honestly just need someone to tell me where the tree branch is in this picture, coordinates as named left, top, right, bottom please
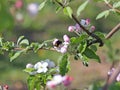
left=105, top=23, right=120, bottom=39
left=104, top=0, right=120, bottom=14
left=55, top=0, right=104, bottom=47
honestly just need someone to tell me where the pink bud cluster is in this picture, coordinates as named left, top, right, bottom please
left=68, top=19, right=95, bottom=33
left=46, top=75, right=73, bottom=89
left=0, top=85, right=9, bottom=90
left=108, top=68, right=120, bottom=82
left=53, top=35, right=70, bottom=54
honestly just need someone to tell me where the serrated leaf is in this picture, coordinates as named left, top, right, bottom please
left=19, top=39, right=29, bottom=45
left=38, top=1, right=46, bottom=11
left=83, top=48, right=101, bottom=63
left=17, top=36, right=24, bottom=46
left=77, top=0, right=89, bottom=17
left=113, top=1, right=120, bottom=8
left=59, top=54, right=69, bottom=76
left=63, top=6, right=73, bottom=18
left=96, top=10, right=110, bottom=20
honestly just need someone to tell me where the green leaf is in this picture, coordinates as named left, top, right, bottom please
left=82, top=55, right=89, bottom=67
left=83, top=48, right=101, bottom=63
left=90, top=45, right=97, bottom=52
left=78, top=41, right=87, bottom=54
left=38, top=0, right=46, bottom=11
left=10, top=51, right=23, bottom=62
left=17, top=36, right=24, bottom=46
left=23, top=68, right=35, bottom=73
left=77, top=0, right=89, bottom=17
left=59, top=54, right=69, bottom=76
left=95, top=32, right=105, bottom=39
left=96, top=10, right=110, bottom=20
left=113, top=1, right=120, bottom=8
left=63, top=6, right=73, bottom=18
left=70, top=34, right=88, bottom=44
left=109, top=82, right=120, bottom=90
left=27, top=76, right=36, bottom=90
left=56, top=6, right=62, bottom=13
left=19, top=39, right=29, bottom=46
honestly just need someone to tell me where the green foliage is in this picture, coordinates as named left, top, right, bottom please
left=96, top=10, right=110, bottom=20
left=113, top=1, right=120, bottom=8
left=109, top=82, right=120, bottom=90
left=38, top=0, right=47, bottom=11
left=0, top=0, right=14, bottom=31
left=77, top=0, right=89, bottom=17
left=63, top=6, right=73, bottom=18
left=83, top=47, right=100, bottom=63
left=59, top=54, right=69, bottom=76
left=70, top=33, right=101, bottom=65
left=0, top=0, right=120, bottom=90
left=10, top=50, right=23, bottom=62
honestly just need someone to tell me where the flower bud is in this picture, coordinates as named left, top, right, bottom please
left=63, top=35, right=70, bottom=42
left=26, top=63, right=34, bottom=68
left=85, top=18, right=90, bottom=25
left=80, top=19, right=86, bottom=26
left=90, top=26, right=95, bottom=32
left=68, top=26, right=76, bottom=32
left=60, top=46, right=67, bottom=54
left=75, top=24, right=81, bottom=32
left=46, top=81, right=56, bottom=89
left=116, top=73, right=120, bottom=82
left=62, top=76, right=73, bottom=86
left=15, top=0, right=23, bottom=9
left=3, top=85, right=9, bottom=90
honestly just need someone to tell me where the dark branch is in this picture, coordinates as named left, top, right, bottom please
left=55, top=0, right=104, bottom=47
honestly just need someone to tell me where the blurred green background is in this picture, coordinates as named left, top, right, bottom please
left=0, top=0, right=120, bottom=90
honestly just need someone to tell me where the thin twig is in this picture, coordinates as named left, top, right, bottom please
left=105, top=23, right=120, bottom=39
left=104, top=0, right=120, bottom=13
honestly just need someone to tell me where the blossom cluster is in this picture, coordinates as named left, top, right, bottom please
left=0, top=85, right=8, bottom=90
left=53, top=35, right=70, bottom=54
left=68, top=19, right=95, bottom=33
left=14, top=0, right=40, bottom=22
left=46, top=75, right=73, bottom=89
left=108, top=68, right=120, bottom=82
left=26, top=59, right=56, bottom=75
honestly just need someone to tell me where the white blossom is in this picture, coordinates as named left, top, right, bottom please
left=34, top=62, right=48, bottom=73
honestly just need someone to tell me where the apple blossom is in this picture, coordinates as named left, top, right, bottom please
left=63, top=35, right=70, bottom=42
left=34, top=62, right=48, bottom=73
left=68, top=26, right=76, bottom=32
